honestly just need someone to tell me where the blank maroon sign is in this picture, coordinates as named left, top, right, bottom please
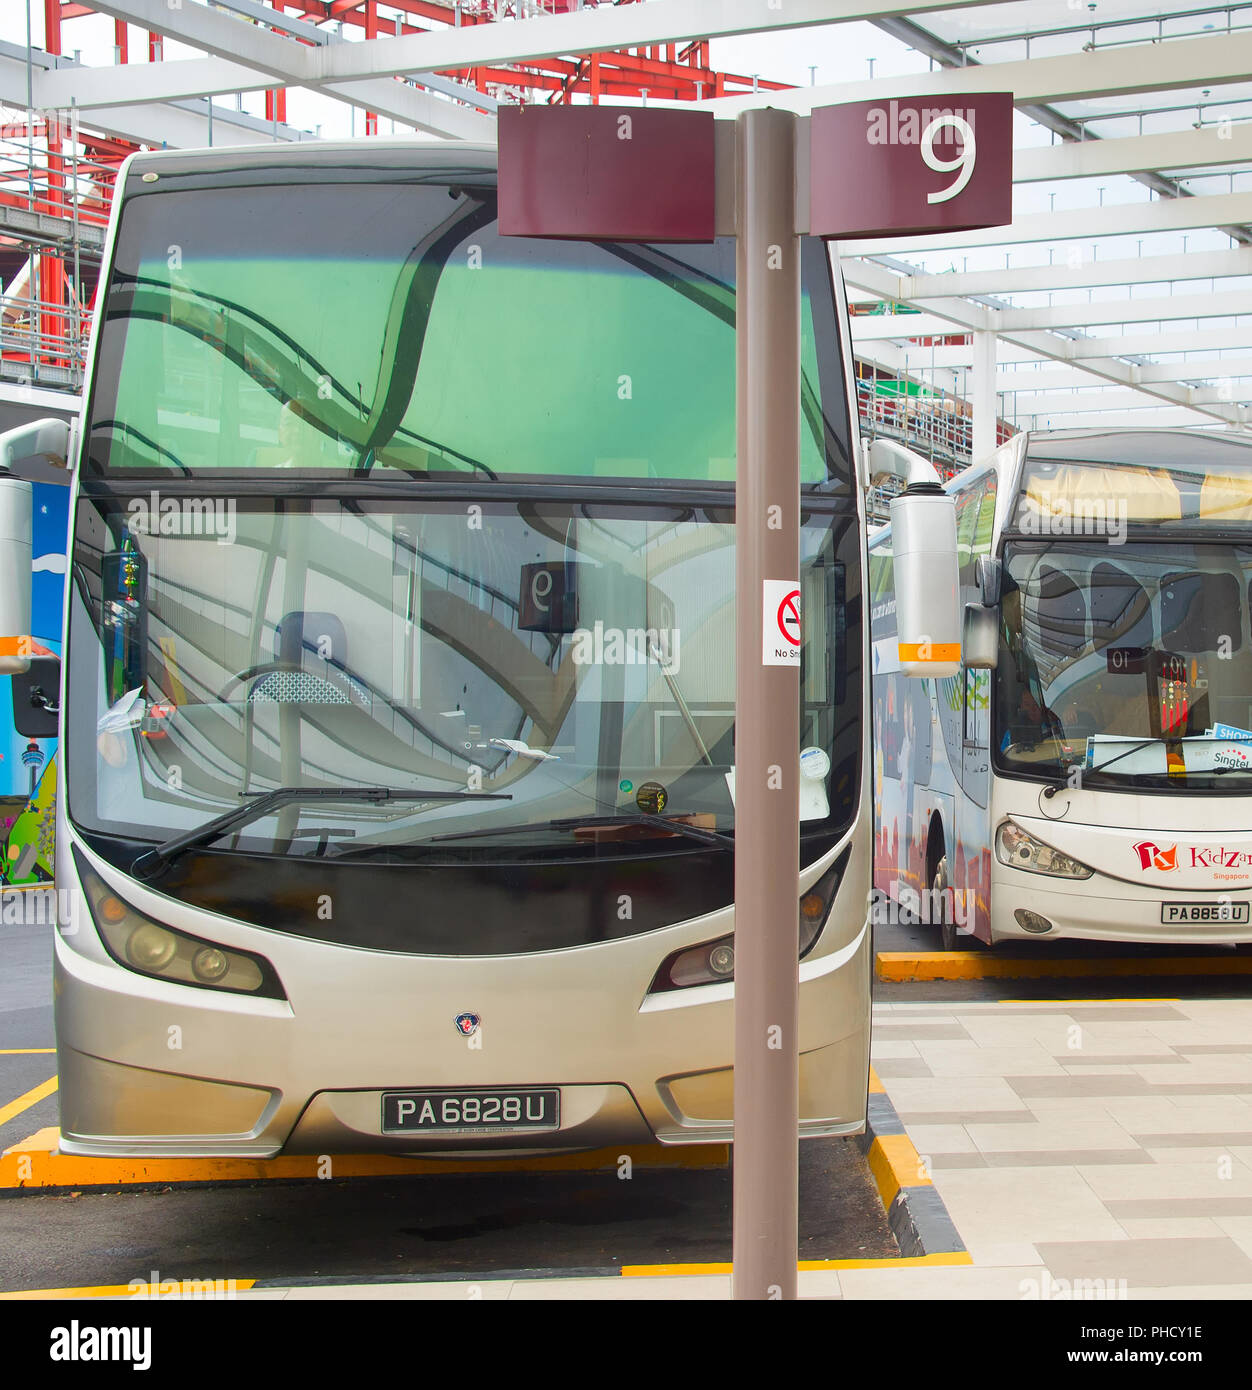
left=498, top=105, right=716, bottom=243
left=809, top=92, right=1013, bottom=239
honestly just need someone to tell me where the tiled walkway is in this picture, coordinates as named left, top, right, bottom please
left=870, top=998, right=1252, bottom=1298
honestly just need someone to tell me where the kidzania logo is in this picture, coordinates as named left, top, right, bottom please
left=1134, top=842, right=1178, bottom=872
left=1134, top=841, right=1252, bottom=872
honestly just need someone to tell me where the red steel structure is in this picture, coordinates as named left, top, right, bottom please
left=17, top=0, right=789, bottom=385
left=20, top=4, right=1001, bottom=472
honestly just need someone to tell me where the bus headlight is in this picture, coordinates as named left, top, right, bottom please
left=74, top=851, right=287, bottom=999
left=649, top=854, right=845, bottom=993
left=995, top=822, right=1094, bottom=880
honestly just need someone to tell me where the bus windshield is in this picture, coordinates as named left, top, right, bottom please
left=67, top=498, right=857, bottom=860
left=996, top=542, right=1252, bottom=790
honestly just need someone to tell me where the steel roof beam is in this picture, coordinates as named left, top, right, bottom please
left=901, top=247, right=1252, bottom=299
left=703, top=28, right=1252, bottom=118
left=0, top=42, right=309, bottom=146
left=998, top=289, right=1252, bottom=332
left=995, top=360, right=1252, bottom=390
left=1009, top=386, right=1243, bottom=414
left=841, top=191, right=1252, bottom=256
left=1014, top=124, right=1252, bottom=184
left=36, top=52, right=494, bottom=137
left=80, top=0, right=1013, bottom=84
left=854, top=327, right=1252, bottom=365
left=1017, top=407, right=1226, bottom=428
left=840, top=259, right=1245, bottom=424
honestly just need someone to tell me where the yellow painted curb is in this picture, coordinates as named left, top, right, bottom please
left=0, top=1279, right=257, bottom=1300
left=0, top=1128, right=728, bottom=1189
left=877, top=951, right=1252, bottom=982
left=865, top=1132, right=929, bottom=1210
left=621, top=1253, right=973, bottom=1277
left=867, top=1066, right=886, bottom=1094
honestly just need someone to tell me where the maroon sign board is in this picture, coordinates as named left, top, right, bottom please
left=497, top=105, right=716, bottom=242
left=808, top=92, right=1013, bottom=239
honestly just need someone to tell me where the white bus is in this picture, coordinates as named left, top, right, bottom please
left=0, top=140, right=905, bottom=1158
left=870, top=427, right=1252, bottom=949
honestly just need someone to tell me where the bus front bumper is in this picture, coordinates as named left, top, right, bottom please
left=52, top=922, right=870, bottom=1159
left=991, top=868, right=1252, bottom=946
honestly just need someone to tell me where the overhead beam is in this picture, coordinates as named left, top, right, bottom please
left=840, top=191, right=1252, bottom=256
left=998, top=289, right=1252, bottom=332
left=1009, top=386, right=1243, bottom=415
left=996, top=361, right=1252, bottom=391
left=703, top=28, right=1252, bottom=116
left=840, top=260, right=1245, bottom=425
left=850, top=325, right=1252, bottom=366
left=1139, top=357, right=1252, bottom=383
left=1016, top=407, right=1225, bottom=429
left=1014, top=123, right=1252, bottom=184
left=82, top=0, right=1010, bottom=84
left=1065, top=326, right=1252, bottom=359
left=0, top=43, right=309, bottom=147
left=898, top=247, right=1252, bottom=299
left=35, top=41, right=494, bottom=141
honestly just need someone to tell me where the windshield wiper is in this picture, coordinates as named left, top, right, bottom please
left=131, top=785, right=512, bottom=879
left=420, top=811, right=735, bottom=851
left=1047, top=735, right=1249, bottom=796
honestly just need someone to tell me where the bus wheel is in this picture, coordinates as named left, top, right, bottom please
left=933, top=856, right=958, bottom=952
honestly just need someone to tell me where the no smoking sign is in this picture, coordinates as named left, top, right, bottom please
left=762, top=579, right=801, bottom=667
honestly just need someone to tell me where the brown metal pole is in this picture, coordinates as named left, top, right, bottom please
left=732, top=106, right=801, bottom=1301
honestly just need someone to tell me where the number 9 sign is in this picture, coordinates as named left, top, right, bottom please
left=922, top=114, right=976, bottom=205
left=808, top=92, right=1012, bottom=240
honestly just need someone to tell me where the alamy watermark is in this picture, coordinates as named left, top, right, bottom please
left=127, top=492, right=236, bottom=546
left=869, top=884, right=974, bottom=932
left=865, top=100, right=976, bottom=146
left=1020, top=497, right=1128, bottom=545
left=569, top=621, right=681, bottom=673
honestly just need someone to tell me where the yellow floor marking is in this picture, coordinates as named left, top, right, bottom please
left=0, top=1129, right=727, bottom=1188
left=0, top=1077, right=57, bottom=1129
left=878, top=950, right=1252, bottom=982
left=998, top=998, right=1181, bottom=1005
left=0, top=1278, right=256, bottom=1300
left=621, top=1253, right=973, bottom=1276
left=0, top=1049, right=55, bottom=1055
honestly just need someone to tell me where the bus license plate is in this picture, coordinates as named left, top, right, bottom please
left=381, top=1089, right=560, bottom=1133
left=1161, top=902, right=1250, bottom=924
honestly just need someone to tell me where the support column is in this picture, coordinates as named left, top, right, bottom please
left=971, top=329, right=997, bottom=463
left=732, top=106, right=801, bottom=1302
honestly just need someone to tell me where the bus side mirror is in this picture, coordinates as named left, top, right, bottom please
left=12, top=655, right=60, bottom=739
left=884, top=445, right=961, bottom=680
left=977, top=556, right=1002, bottom=607
left=0, top=417, right=71, bottom=476
left=963, top=603, right=999, bottom=671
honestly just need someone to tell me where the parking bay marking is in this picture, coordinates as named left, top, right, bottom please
left=0, top=1076, right=57, bottom=1128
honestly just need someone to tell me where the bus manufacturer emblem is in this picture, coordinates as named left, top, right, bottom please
left=455, top=1012, right=481, bottom=1037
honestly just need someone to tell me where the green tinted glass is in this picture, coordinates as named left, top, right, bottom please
left=88, top=183, right=846, bottom=484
